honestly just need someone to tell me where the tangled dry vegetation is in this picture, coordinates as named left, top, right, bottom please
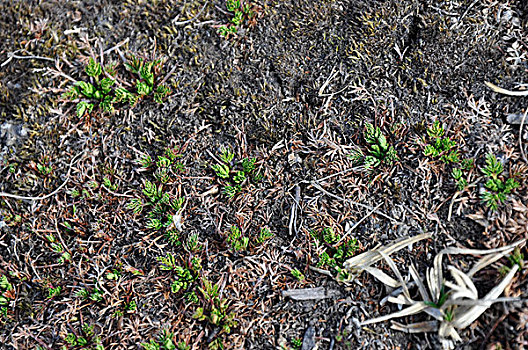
left=1, top=1, right=528, bottom=350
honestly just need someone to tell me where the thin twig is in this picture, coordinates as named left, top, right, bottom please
left=519, top=108, right=528, bottom=163
left=310, top=182, right=403, bottom=224
left=159, top=64, right=178, bottom=86
left=0, top=151, right=85, bottom=201
left=485, top=81, right=528, bottom=96
left=337, top=203, right=382, bottom=245
left=172, top=2, right=209, bottom=25
left=1, top=50, right=55, bottom=67
left=103, top=38, right=130, bottom=55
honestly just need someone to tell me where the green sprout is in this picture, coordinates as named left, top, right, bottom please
left=212, top=149, right=261, bottom=199
left=423, top=121, right=460, bottom=164
left=451, top=168, right=468, bottom=191
left=291, top=338, right=302, bottom=349
left=168, top=257, right=202, bottom=304
left=218, top=0, right=255, bottom=37
left=47, top=285, right=61, bottom=299
left=212, top=163, right=230, bottom=179
left=63, top=324, right=105, bottom=350
left=451, top=158, right=474, bottom=191
left=311, top=227, right=359, bottom=273
left=480, top=154, right=519, bottom=210
left=424, top=285, right=449, bottom=309
left=62, top=55, right=171, bottom=119
left=157, top=253, right=177, bottom=271
left=291, top=268, right=305, bottom=282
left=349, top=122, right=397, bottom=169
left=0, top=275, right=14, bottom=319
left=128, top=149, right=185, bottom=244
left=227, top=225, right=249, bottom=252
left=141, top=329, right=177, bottom=350
left=257, top=227, right=273, bottom=244
left=193, top=278, right=238, bottom=337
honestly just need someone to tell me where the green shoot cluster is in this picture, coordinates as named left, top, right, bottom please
left=291, top=268, right=305, bottom=282
left=349, top=122, right=397, bottom=169
left=141, top=329, right=189, bottom=350
left=193, top=278, right=237, bottom=350
left=63, top=55, right=171, bottom=118
left=63, top=324, right=104, bottom=350
left=0, top=275, right=13, bottom=321
left=451, top=158, right=474, bottom=191
left=227, top=225, right=249, bottom=252
left=45, top=232, right=71, bottom=264
left=423, top=121, right=460, bottom=164
left=211, top=147, right=261, bottom=198
left=128, top=147, right=185, bottom=245
left=157, top=253, right=202, bottom=303
left=75, top=286, right=104, bottom=303
left=480, top=153, right=519, bottom=210
left=291, top=338, right=303, bottom=349
left=312, top=227, right=359, bottom=276
left=226, top=226, right=273, bottom=253
left=218, top=0, right=255, bottom=37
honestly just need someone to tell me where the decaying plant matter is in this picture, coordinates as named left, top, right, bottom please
left=340, top=235, right=526, bottom=349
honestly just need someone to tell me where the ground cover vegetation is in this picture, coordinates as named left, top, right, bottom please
left=1, top=0, right=528, bottom=349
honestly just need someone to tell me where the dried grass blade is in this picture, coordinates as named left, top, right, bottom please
left=447, top=266, right=478, bottom=299
left=363, top=266, right=400, bottom=288
left=485, top=81, right=528, bottom=96
left=379, top=250, right=411, bottom=301
left=344, top=234, right=431, bottom=272
left=391, top=320, right=438, bottom=333
left=452, top=264, right=519, bottom=329
left=410, top=263, right=430, bottom=302
left=360, top=302, right=428, bottom=326
left=467, top=249, right=514, bottom=277
left=388, top=294, right=414, bottom=305
left=440, top=239, right=525, bottom=257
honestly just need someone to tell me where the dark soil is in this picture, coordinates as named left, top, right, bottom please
left=1, top=0, right=528, bottom=349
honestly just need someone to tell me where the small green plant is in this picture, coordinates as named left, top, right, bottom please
left=500, top=247, right=524, bottom=275
left=311, top=227, right=359, bottom=274
left=141, top=329, right=177, bottom=350
left=291, top=268, right=305, bottom=282
left=62, top=55, right=171, bottom=118
left=169, top=256, right=202, bottom=304
left=75, top=286, right=104, bottom=303
left=47, top=233, right=72, bottom=264
left=37, top=162, right=53, bottom=176
left=227, top=225, right=249, bottom=252
left=128, top=148, right=185, bottom=245
left=218, top=0, right=255, bottom=37
left=291, top=338, right=302, bottom=349
left=193, top=278, right=237, bottom=340
left=423, top=121, right=460, bottom=163
left=106, top=269, right=121, bottom=281
left=0, top=275, right=14, bottom=320
left=451, top=158, right=474, bottom=191
left=211, top=148, right=261, bottom=199
left=62, top=324, right=104, bottom=350
left=480, top=154, right=519, bottom=210
left=47, top=285, right=61, bottom=299
left=184, top=233, right=202, bottom=253
left=349, top=122, right=397, bottom=169
left=424, top=284, right=449, bottom=309
left=157, top=253, right=178, bottom=271
left=257, top=227, right=273, bottom=244
left=125, top=55, right=172, bottom=104
left=102, top=176, right=118, bottom=191
left=451, top=168, right=467, bottom=191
